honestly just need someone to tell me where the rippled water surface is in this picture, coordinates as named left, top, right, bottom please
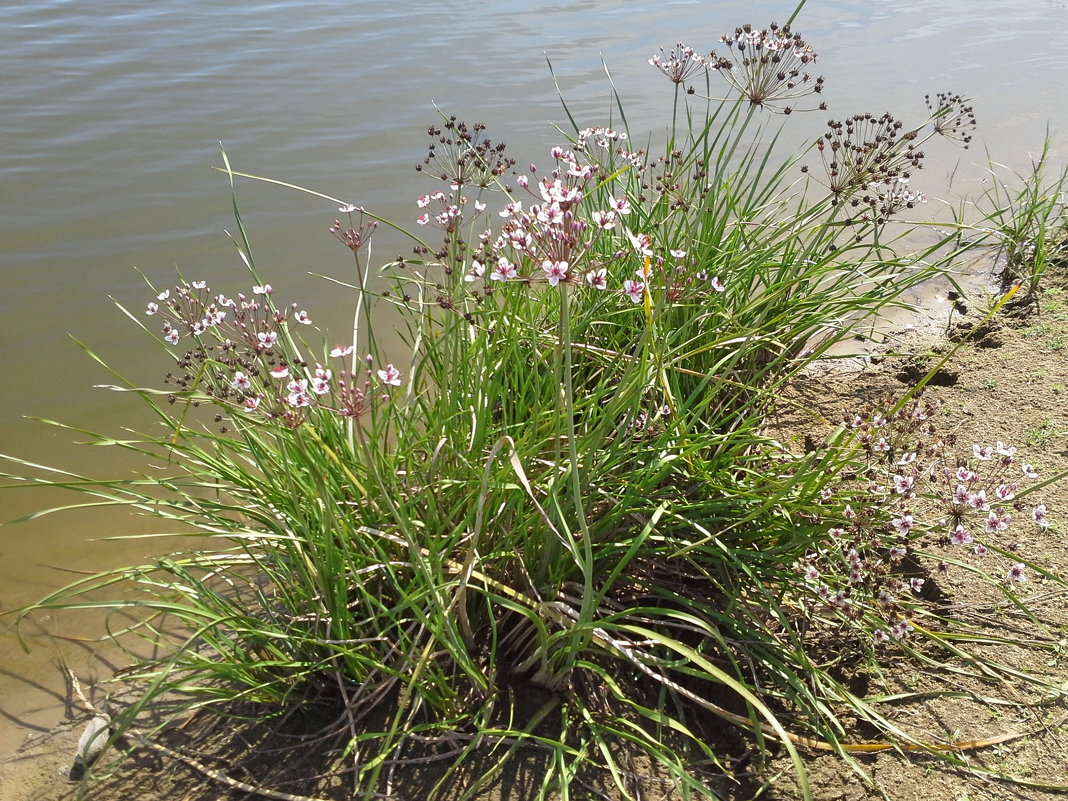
left=2, top=0, right=1067, bottom=751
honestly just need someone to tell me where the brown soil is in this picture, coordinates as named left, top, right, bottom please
left=4, top=284, right=1068, bottom=801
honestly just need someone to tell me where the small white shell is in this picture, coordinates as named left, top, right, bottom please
left=69, top=714, right=111, bottom=780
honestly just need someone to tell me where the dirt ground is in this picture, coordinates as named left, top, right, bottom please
left=4, top=281, right=1068, bottom=801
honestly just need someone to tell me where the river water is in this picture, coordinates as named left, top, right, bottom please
left=2, top=0, right=1067, bottom=753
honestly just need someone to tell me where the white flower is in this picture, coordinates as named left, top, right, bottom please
left=623, top=279, right=645, bottom=304
left=377, top=364, right=402, bottom=386
left=465, top=260, right=486, bottom=283
left=625, top=229, right=653, bottom=256
left=585, top=267, right=607, bottom=290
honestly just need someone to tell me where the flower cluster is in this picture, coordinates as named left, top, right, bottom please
left=573, top=126, right=645, bottom=170
left=847, top=176, right=928, bottom=223
left=924, top=92, right=976, bottom=148
left=417, top=117, right=515, bottom=188
left=415, top=132, right=729, bottom=309
left=416, top=188, right=487, bottom=233
left=329, top=204, right=378, bottom=253
left=713, top=23, right=825, bottom=113
left=148, top=280, right=401, bottom=428
left=814, top=112, right=924, bottom=200
left=796, top=396, right=1050, bottom=647
left=648, top=43, right=715, bottom=94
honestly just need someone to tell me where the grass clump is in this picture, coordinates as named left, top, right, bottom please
left=5, top=13, right=1068, bottom=801
left=975, top=138, right=1068, bottom=302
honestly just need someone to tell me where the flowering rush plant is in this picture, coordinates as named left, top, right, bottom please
left=13, top=16, right=1068, bottom=799
left=796, top=396, right=1052, bottom=646
left=146, top=279, right=403, bottom=428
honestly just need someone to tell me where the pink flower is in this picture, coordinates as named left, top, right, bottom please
left=874, top=437, right=891, bottom=453
left=972, top=444, right=993, bottom=460
left=330, top=345, right=353, bottom=358
left=626, top=230, right=654, bottom=256
left=994, top=483, right=1015, bottom=501
left=1006, top=563, right=1027, bottom=583
left=157, top=290, right=170, bottom=301
left=270, top=366, right=290, bottom=380
left=490, top=258, right=517, bottom=281
left=623, top=279, right=645, bottom=304
left=257, top=331, right=278, bottom=350
left=892, top=514, right=913, bottom=535
left=311, top=376, right=331, bottom=395
left=710, top=276, right=726, bottom=293
left=949, top=525, right=973, bottom=545
left=377, top=364, right=402, bottom=386
left=252, top=284, right=272, bottom=295
left=984, top=510, right=1010, bottom=534
left=973, top=543, right=989, bottom=556
left=967, top=489, right=989, bottom=511
left=165, top=329, right=180, bottom=345
left=611, top=197, right=632, bottom=215
left=1022, top=463, right=1039, bottom=479
left=146, top=302, right=159, bottom=315
left=568, top=162, right=593, bottom=180
left=190, top=280, right=207, bottom=289
left=891, top=474, right=914, bottom=494
left=465, top=260, right=486, bottom=283
left=542, top=259, right=569, bottom=286
left=585, top=267, right=607, bottom=290
left=231, top=371, right=252, bottom=391
left=294, top=310, right=312, bottom=325
left=591, top=210, right=617, bottom=229
left=1033, top=504, right=1049, bottom=528
left=890, top=619, right=914, bottom=640
left=288, top=391, right=311, bottom=408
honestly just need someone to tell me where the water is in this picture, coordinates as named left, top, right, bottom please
left=2, top=0, right=1067, bottom=753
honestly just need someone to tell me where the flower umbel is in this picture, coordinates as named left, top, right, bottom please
left=648, top=43, right=714, bottom=93
left=713, top=23, right=825, bottom=113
